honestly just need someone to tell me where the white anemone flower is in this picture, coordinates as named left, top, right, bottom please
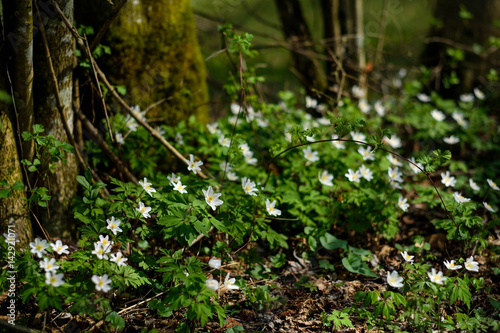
left=45, top=272, right=65, bottom=287
left=173, top=181, right=187, bottom=194
left=205, top=278, right=219, bottom=291
left=106, top=216, right=123, bottom=235
left=387, top=271, right=404, bottom=288
left=440, top=171, right=456, bottom=187
left=203, top=186, right=223, bottom=211
left=30, top=238, right=49, bottom=258
left=465, top=256, right=479, bottom=272
left=224, top=272, right=239, bottom=290
left=483, top=202, right=495, bottom=213
left=50, top=240, right=70, bottom=255
left=398, top=196, right=409, bottom=211
left=443, top=136, right=460, bottom=145
left=40, top=258, right=59, bottom=273
left=92, top=274, right=112, bottom=292
left=110, top=252, right=128, bottom=267
left=208, top=257, right=221, bottom=269
left=265, top=199, right=282, bottom=216
left=318, top=170, right=334, bottom=186
left=428, top=268, right=447, bottom=285
left=303, top=146, right=320, bottom=163
left=139, top=177, right=156, bottom=197
left=444, top=260, right=462, bottom=270
left=358, top=165, right=373, bottom=181
left=453, top=192, right=471, bottom=204
left=345, top=169, right=361, bottom=183
left=401, top=251, right=414, bottom=264
left=184, top=154, right=203, bottom=174
left=137, top=201, right=152, bottom=218
left=487, top=179, right=500, bottom=191
left=430, top=109, right=446, bottom=121
left=242, top=177, right=259, bottom=196
left=469, top=179, right=480, bottom=191
left=358, top=146, right=375, bottom=161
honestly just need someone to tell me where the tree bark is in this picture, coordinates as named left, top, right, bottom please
left=76, top=0, right=210, bottom=126
left=1, top=0, right=34, bottom=247
left=33, top=0, right=78, bottom=238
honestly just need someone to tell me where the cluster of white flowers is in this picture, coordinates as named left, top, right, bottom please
left=388, top=167, right=403, bottom=189
left=29, top=238, right=72, bottom=287
left=205, top=257, right=240, bottom=292
left=388, top=253, right=480, bottom=288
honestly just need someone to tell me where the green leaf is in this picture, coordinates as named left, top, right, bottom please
left=0, top=189, right=12, bottom=198
left=106, top=311, right=126, bottom=330
left=76, top=175, right=91, bottom=190
left=33, top=124, right=45, bottom=135
left=320, top=232, right=347, bottom=250
left=12, top=181, right=24, bottom=191
left=342, top=252, right=377, bottom=278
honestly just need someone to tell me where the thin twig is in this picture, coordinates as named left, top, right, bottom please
left=89, top=0, right=128, bottom=52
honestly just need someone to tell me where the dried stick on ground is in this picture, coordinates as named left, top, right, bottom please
left=51, top=0, right=210, bottom=180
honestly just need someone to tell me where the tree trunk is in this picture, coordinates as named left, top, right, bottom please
left=33, top=0, right=78, bottom=238
left=76, top=0, right=210, bottom=126
left=274, top=0, right=327, bottom=95
left=1, top=0, right=34, bottom=247
left=421, top=0, right=500, bottom=96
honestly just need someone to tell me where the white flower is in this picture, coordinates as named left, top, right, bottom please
left=430, top=109, right=446, bottom=121
left=175, top=132, right=184, bottom=145
left=131, top=105, right=146, bottom=122
left=244, top=153, right=258, bottom=165
left=459, top=93, right=474, bottom=103
left=318, top=170, right=334, bottom=186
left=331, top=134, right=345, bottom=149
left=345, top=169, right=361, bottom=183
left=351, top=85, right=364, bottom=99
left=399, top=68, right=407, bottom=77
left=125, top=116, right=138, bottom=132
left=184, top=154, right=203, bottom=174
left=98, top=235, right=113, bottom=253
left=374, top=100, right=385, bottom=116
left=358, top=165, right=373, bottom=181
left=115, top=132, right=124, bottom=144
left=40, top=258, right=59, bottom=273
left=92, top=243, right=109, bottom=260
left=383, top=135, right=402, bottom=149
left=401, top=251, right=414, bottom=264
left=358, top=99, right=371, bottom=114
left=303, top=146, right=319, bottom=163
left=239, top=143, right=252, bottom=156
left=220, top=161, right=232, bottom=172
left=428, top=268, right=447, bottom=285
left=443, top=136, right=460, bottom=145
left=30, top=238, right=49, bottom=258
left=358, top=146, right=375, bottom=161
left=285, top=129, right=292, bottom=142
left=242, top=177, right=258, bottom=196
left=137, top=201, right=152, bottom=218
left=224, top=272, right=239, bottom=290
left=228, top=115, right=238, bottom=126
left=398, top=196, right=409, bottom=211
left=474, top=88, right=485, bottom=100
left=245, top=106, right=256, bottom=122
left=167, top=173, right=180, bottom=185
left=110, top=252, right=128, bottom=267
left=388, top=167, right=403, bottom=183
left=92, top=274, right=112, bottom=292
left=469, top=179, right=480, bottom=191
left=452, top=111, right=468, bottom=128
left=173, top=181, right=187, bottom=194
left=453, top=192, right=471, bottom=204
left=389, top=179, right=402, bottom=189
left=50, top=240, right=69, bottom=255
left=417, top=93, right=430, bottom=102
left=387, top=154, right=402, bottom=166
left=203, top=186, right=223, bottom=211
left=218, top=134, right=231, bottom=148
left=350, top=131, right=366, bottom=144
left=265, top=199, right=282, bottom=216
left=205, top=278, right=219, bottom=291
left=207, top=122, right=219, bottom=134
left=208, top=257, right=221, bottom=269
left=440, top=171, right=456, bottom=187
left=408, top=157, right=423, bottom=174
left=106, top=216, right=123, bottom=235
left=487, top=179, right=500, bottom=191
left=387, top=271, right=404, bottom=288
left=139, top=177, right=156, bottom=197
left=256, top=116, right=269, bottom=128
left=317, top=117, right=331, bottom=126
left=227, top=171, right=239, bottom=181
left=230, top=102, right=240, bottom=115
left=305, top=96, right=318, bottom=109
left=465, top=256, right=479, bottom=272
left=45, top=272, right=65, bottom=287
left=483, top=202, right=495, bottom=213
left=444, top=260, right=462, bottom=270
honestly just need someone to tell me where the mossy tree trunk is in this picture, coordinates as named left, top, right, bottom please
left=1, top=0, right=34, bottom=247
left=33, top=0, right=78, bottom=239
left=76, top=0, right=210, bottom=126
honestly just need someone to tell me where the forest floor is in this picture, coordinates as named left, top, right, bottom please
left=1, top=211, right=499, bottom=333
